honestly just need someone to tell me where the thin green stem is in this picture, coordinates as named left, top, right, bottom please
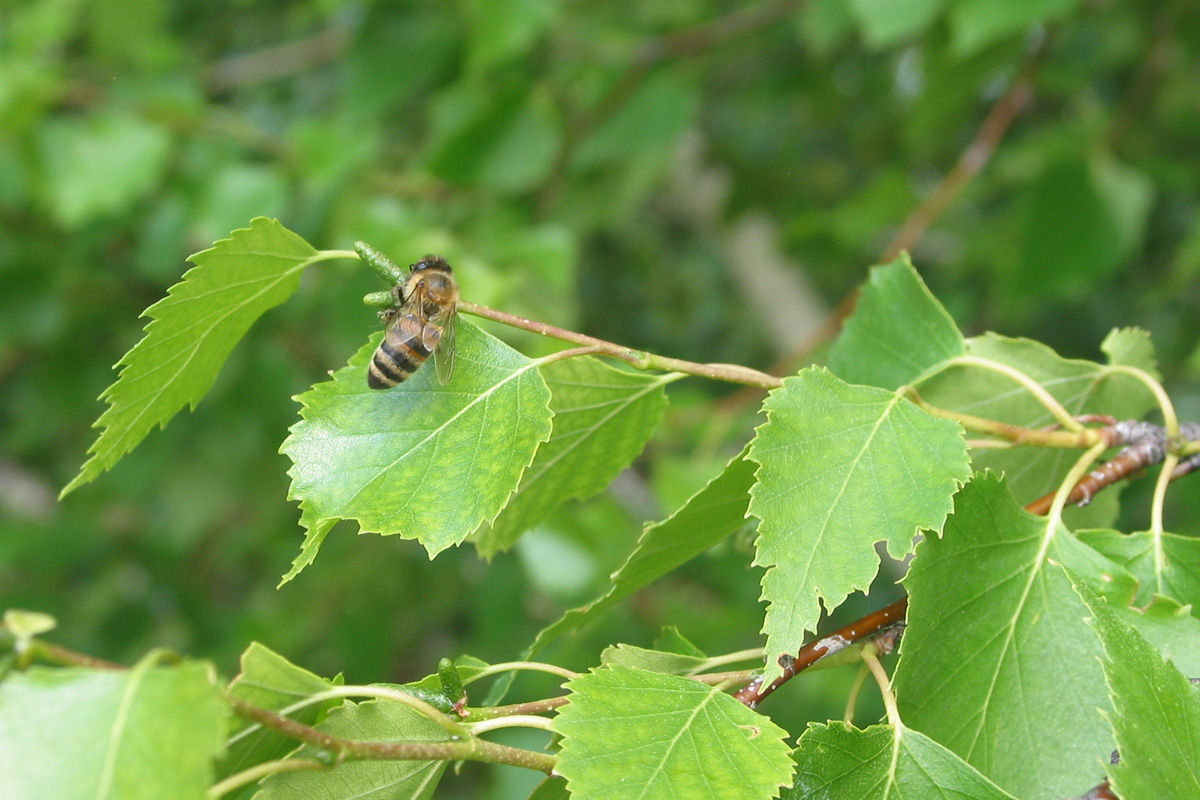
left=467, top=715, right=556, bottom=735
left=1151, top=452, right=1180, bottom=585
left=861, top=645, right=900, bottom=729
left=464, top=696, right=569, bottom=721
left=532, top=346, right=610, bottom=365
left=314, top=249, right=360, bottom=265
left=460, top=661, right=580, bottom=685
left=905, top=388, right=1103, bottom=448
left=843, top=661, right=871, bottom=725
left=1102, top=365, right=1179, bottom=437
left=459, top=300, right=782, bottom=389
left=1048, top=441, right=1110, bottom=528
left=228, top=685, right=467, bottom=748
left=935, top=356, right=1082, bottom=432
left=694, top=648, right=764, bottom=672
left=691, top=669, right=759, bottom=687
left=208, top=757, right=328, bottom=798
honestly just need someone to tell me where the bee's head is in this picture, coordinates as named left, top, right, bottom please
left=408, top=255, right=458, bottom=308
left=411, top=255, right=452, bottom=274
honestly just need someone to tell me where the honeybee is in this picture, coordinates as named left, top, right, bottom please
left=368, top=255, right=458, bottom=388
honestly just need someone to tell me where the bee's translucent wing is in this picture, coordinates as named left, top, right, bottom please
left=433, top=307, right=456, bottom=385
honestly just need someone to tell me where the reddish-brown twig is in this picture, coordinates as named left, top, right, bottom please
left=734, top=597, right=908, bottom=708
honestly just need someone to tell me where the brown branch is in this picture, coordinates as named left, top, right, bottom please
left=879, top=36, right=1046, bottom=262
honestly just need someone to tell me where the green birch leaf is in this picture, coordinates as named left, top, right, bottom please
left=1101, top=327, right=1160, bottom=380
left=786, top=722, right=1017, bottom=800
left=39, top=112, right=173, bottom=227
left=475, top=356, right=672, bottom=556
left=254, top=699, right=448, bottom=800
left=915, top=332, right=1158, bottom=528
left=554, top=665, right=793, bottom=800
left=1076, top=529, right=1200, bottom=612
left=525, top=448, right=756, bottom=656
left=1072, top=576, right=1200, bottom=800
left=828, top=254, right=965, bottom=390
left=64, top=218, right=320, bottom=496
left=599, top=643, right=707, bottom=676
left=218, top=643, right=340, bottom=780
left=527, top=776, right=570, bottom=800
left=1109, top=596, right=1200, bottom=678
left=893, top=474, right=1111, bottom=800
left=749, top=367, right=970, bottom=685
left=848, top=0, right=946, bottom=48
left=950, top=0, right=1077, bottom=56
left=281, top=319, right=552, bottom=563
left=279, top=517, right=336, bottom=587
left=0, top=654, right=226, bottom=800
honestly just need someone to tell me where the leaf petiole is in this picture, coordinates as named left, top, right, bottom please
left=935, top=355, right=1083, bottom=432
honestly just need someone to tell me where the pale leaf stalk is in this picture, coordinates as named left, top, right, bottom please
left=208, top=758, right=328, bottom=798
left=1048, top=441, right=1110, bottom=528
left=466, top=715, right=556, bottom=735
left=860, top=645, right=900, bottom=729
left=694, top=647, right=765, bottom=672
left=464, top=696, right=569, bottom=721
left=936, top=355, right=1083, bottom=432
left=1102, top=365, right=1179, bottom=437
left=904, top=387, right=1103, bottom=449
left=1152, top=452, right=1180, bottom=589
left=226, top=685, right=468, bottom=747
left=460, top=660, right=580, bottom=685
left=691, top=669, right=759, bottom=687
left=843, top=661, right=872, bottom=725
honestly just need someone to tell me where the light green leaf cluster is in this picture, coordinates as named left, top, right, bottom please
left=64, top=218, right=321, bottom=496
left=554, top=665, right=794, bottom=800
left=0, top=654, right=226, bottom=800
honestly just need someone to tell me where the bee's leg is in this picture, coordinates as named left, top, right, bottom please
left=391, top=283, right=406, bottom=305
left=379, top=307, right=398, bottom=323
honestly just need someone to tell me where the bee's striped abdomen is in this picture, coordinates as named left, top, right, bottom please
left=368, top=314, right=434, bottom=389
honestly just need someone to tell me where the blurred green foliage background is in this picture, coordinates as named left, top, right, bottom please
left=3, top=0, right=1200, bottom=795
